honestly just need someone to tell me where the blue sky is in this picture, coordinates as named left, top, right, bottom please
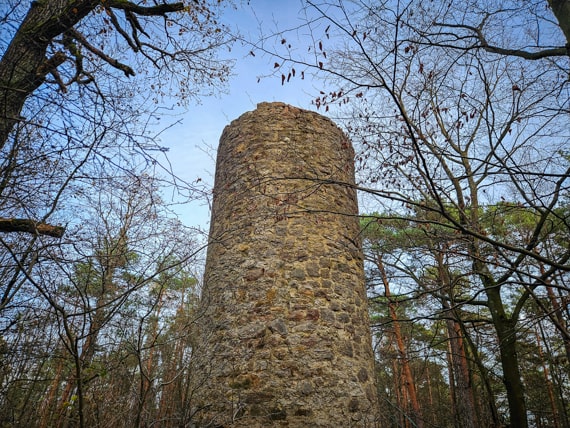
left=158, top=1, right=324, bottom=229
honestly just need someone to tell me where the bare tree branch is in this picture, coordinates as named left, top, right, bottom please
left=107, top=1, right=185, bottom=16
left=434, top=22, right=568, bottom=60
left=68, top=28, right=135, bottom=77
left=0, top=0, right=100, bottom=151
left=0, top=218, right=65, bottom=238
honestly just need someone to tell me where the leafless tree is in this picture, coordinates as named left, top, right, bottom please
left=258, top=1, right=570, bottom=426
left=0, top=2, right=231, bottom=425
left=0, top=0, right=231, bottom=238
left=0, top=170, right=204, bottom=427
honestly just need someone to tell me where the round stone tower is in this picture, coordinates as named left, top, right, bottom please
left=192, top=102, right=378, bottom=426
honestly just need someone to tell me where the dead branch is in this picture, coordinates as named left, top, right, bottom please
left=0, top=218, right=65, bottom=238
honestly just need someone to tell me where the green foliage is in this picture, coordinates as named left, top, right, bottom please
left=361, top=202, right=570, bottom=426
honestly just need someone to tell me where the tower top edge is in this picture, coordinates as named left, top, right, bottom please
left=223, top=101, right=343, bottom=131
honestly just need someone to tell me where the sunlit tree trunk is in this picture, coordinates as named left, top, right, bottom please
left=38, top=355, right=66, bottom=428
left=376, top=254, right=424, bottom=428
left=445, top=319, right=478, bottom=428
left=435, top=251, right=478, bottom=428
left=390, top=355, right=405, bottom=428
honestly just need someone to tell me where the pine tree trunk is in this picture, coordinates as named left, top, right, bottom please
left=436, top=251, right=479, bottom=428
left=376, top=255, right=424, bottom=428
left=445, top=318, right=478, bottom=428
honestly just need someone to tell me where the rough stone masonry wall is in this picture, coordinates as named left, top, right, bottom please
left=191, top=102, right=378, bottom=427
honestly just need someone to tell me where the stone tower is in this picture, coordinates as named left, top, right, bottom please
left=192, top=102, right=378, bottom=426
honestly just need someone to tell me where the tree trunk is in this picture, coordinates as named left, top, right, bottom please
left=445, top=318, right=479, bottom=428
left=39, top=357, right=66, bottom=428
left=376, top=254, right=424, bottom=428
left=435, top=251, right=479, bottom=428
left=0, top=1, right=99, bottom=150
left=548, top=0, right=570, bottom=46
left=485, top=285, right=528, bottom=428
